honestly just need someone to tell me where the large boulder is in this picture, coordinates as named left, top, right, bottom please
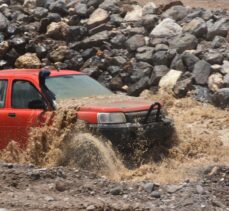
left=46, top=21, right=70, bottom=40
left=212, top=88, right=229, bottom=108
left=70, top=31, right=109, bottom=49
left=159, top=69, right=182, bottom=90
left=125, top=34, right=145, bottom=51
left=15, top=53, right=41, bottom=68
left=183, top=17, right=207, bottom=38
left=181, top=51, right=199, bottom=72
left=127, top=77, right=149, bottom=96
left=149, top=65, right=169, bottom=86
left=207, top=18, right=229, bottom=40
left=211, top=36, right=228, bottom=48
left=135, top=46, right=154, bottom=63
left=162, top=5, right=188, bottom=21
left=87, top=8, right=109, bottom=28
left=169, top=33, right=198, bottom=54
left=152, top=50, right=175, bottom=66
left=0, top=12, right=8, bottom=31
left=151, top=18, right=182, bottom=38
left=124, top=5, right=143, bottom=22
left=193, top=60, right=211, bottom=85
left=208, top=73, right=224, bottom=92
left=204, top=51, right=223, bottom=65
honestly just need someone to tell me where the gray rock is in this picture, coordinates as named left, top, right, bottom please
left=211, top=36, right=228, bottom=49
left=49, top=0, right=68, bottom=16
left=128, top=77, right=149, bottom=96
left=151, top=191, right=161, bottom=198
left=207, top=18, right=229, bottom=40
left=111, top=34, right=126, bottom=48
left=193, top=60, right=211, bottom=85
left=0, top=12, right=8, bottom=31
left=170, top=33, right=198, bottom=54
left=196, top=185, right=204, bottom=194
left=192, top=85, right=212, bottom=103
left=173, top=72, right=193, bottom=98
left=110, top=186, right=123, bottom=195
left=33, top=7, right=48, bottom=20
left=171, top=54, right=186, bottom=72
left=149, top=65, right=169, bottom=85
left=224, top=73, right=229, bottom=87
left=126, top=34, right=145, bottom=51
left=143, top=182, right=155, bottom=193
left=87, top=8, right=109, bottom=28
left=99, top=0, right=119, bottom=12
left=75, top=3, right=88, bottom=17
left=182, top=51, right=199, bottom=72
left=142, top=2, right=157, bottom=15
left=155, top=44, right=169, bottom=51
left=183, top=17, right=207, bottom=38
left=124, top=5, right=143, bottom=22
left=71, top=31, right=109, bottom=49
left=162, top=5, right=187, bottom=21
left=152, top=50, right=175, bottom=66
left=212, top=88, right=229, bottom=108
left=87, top=0, right=103, bottom=8
left=151, top=18, right=182, bottom=38
left=107, top=66, right=122, bottom=76
left=204, top=51, right=223, bottom=65
left=135, top=46, right=154, bottom=63
left=166, top=184, right=184, bottom=193
left=110, top=14, right=123, bottom=26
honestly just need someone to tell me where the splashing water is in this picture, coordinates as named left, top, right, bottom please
left=0, top=93, right=229, bottom=183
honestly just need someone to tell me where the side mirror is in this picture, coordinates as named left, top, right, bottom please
left=28, top=100, right=47, bottom=110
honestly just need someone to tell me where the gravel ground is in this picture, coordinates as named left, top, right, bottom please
left=0, top=163, right=228, bottom=211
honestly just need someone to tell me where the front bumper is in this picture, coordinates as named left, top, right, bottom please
left=89, top=118, right=173, bottom=146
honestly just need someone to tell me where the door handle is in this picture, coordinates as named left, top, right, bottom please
left=8, top=113, right=16, bottom=118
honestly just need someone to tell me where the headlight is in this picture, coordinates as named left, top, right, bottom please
left=97, top=113, right=126, bottom=124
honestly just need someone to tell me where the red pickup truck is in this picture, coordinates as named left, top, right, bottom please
left=0, top=69, right=172, bottom=150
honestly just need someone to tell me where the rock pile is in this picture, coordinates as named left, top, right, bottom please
left=0, top=0, right=228, bottom=107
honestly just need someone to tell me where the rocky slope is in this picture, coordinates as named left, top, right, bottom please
left=0, top=0, right=228, bottom=107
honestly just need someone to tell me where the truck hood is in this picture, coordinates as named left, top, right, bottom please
left=57, top=95, right=160, bottom=112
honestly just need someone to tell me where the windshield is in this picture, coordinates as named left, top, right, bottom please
left=46, top=74, right=112, bottom=100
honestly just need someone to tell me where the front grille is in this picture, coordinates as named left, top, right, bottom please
left=125, top=110, right=158, bottom=124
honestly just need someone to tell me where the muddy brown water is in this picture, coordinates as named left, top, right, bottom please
left=0, top=92, right=229, bottom=184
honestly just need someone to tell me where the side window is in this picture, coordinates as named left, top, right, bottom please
left=12, top=80, right=44, bottom=109
left=0, top=80, right=7, bottom=108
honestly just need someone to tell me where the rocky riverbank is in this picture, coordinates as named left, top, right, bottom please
left=0, top=0, right=228, bottom=107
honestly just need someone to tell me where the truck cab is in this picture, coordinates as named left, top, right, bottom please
left=0, top=69, right=172, bottom=150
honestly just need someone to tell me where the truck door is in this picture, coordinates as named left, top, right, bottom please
left=5, top=80, right=48, bottom=149
left=0, top=79, right=9, bottom=149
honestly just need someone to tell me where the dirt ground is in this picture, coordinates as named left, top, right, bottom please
left=137, top=0, right=229, bottom=9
